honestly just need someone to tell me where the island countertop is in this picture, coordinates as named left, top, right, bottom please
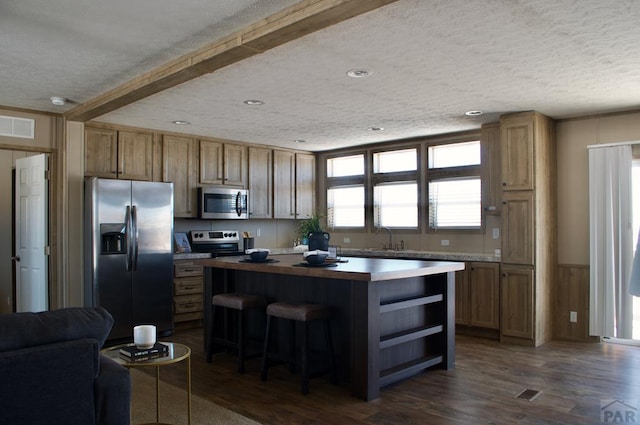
left=195, top=254, right=465, bottom=282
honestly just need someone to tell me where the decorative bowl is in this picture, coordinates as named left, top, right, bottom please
left=249, top=250, right=269, bottom=261
left=305, top=253, right=327, bottom=265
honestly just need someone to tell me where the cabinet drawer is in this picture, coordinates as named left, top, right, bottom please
left=174, top=276, right=203, bottom=295
left=174, top=295, right=202, bottom=314
left=175, top=311, right=204, bottom=323
left=174, top=262, right=203, bottom=277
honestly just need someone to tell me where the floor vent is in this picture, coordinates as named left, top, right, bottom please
left=516, top=388, right=542, bottom=401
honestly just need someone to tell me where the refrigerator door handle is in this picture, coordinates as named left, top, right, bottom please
left=131, top=205, right=139, bottom=271
left=125, top=205, right=133, bottom=271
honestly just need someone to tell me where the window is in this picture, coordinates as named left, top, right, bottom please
left=428, top=141, right=480, bottom=168
left=327, top=154, right=364, bottom=177
left=428, top=177, right=481, bottom=228
left=327, top=186, right=365, bottom=227
left=427, top=140, right=482, bottom=230
left=326, top=153, right=365, bottom=228
left=373, top=148, right=417, bottom=173
left=374, top=182, right=418, bottom=228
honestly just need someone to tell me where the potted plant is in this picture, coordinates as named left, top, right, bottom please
left=297, top=214, right=330, bottom=250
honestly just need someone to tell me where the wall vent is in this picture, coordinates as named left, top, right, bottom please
left=0, top=115, right=35, bottom=139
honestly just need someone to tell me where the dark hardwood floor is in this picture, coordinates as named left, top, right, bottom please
left=154, top=328, right=640, bottom=424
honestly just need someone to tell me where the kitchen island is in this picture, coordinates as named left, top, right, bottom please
left=197, top=254, right=465, bottom=400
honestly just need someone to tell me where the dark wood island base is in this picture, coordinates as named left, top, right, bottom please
left=198, top=254, right=464, bottom=401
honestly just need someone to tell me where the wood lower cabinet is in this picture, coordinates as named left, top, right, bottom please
left=174, top=260, right=204, bottom=328
left=501, top=265, right=534, bottom=339
left=455, top=262, right=500, bottom=332
left=85, top=126, right=153, bottom=181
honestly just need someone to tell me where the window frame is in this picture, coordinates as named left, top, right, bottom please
left=425, top=139, right=484, bottom=233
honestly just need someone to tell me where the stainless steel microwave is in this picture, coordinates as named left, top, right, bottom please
left=198, top=187, right=249, bottom=219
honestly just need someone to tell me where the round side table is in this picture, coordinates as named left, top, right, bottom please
left=102, top=342, right=191, bottom=425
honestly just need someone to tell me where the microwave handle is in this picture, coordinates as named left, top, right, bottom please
left=235, top=191, right=242, bottom=217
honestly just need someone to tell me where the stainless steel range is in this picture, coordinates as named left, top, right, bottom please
left=189, top=230, right=242, bottom=256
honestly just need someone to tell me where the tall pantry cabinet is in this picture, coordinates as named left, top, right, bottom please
left=500, top=111, right=556, bottom=347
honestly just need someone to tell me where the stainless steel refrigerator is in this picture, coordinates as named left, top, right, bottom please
left=84, top=177, right=174, bottom=342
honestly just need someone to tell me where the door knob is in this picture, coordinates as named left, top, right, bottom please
left=11, top=256, right=20, bottom=262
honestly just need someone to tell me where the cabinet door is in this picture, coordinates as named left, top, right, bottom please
left=502, top=191, right=534, bottom=265
left=199, top=140, right=223, bottom=185
left=501, top=115, right=534, bottom=191
left=501, top=265, right=534, bottom=339
left=85, top=127, right=117, bottom=178
left=469, top=262, right=500, bottom=329
left=295, top=153, right=315, bottom=219
left=273, top=150, right=295, bottom=219
left=248, top=147, right=273, bottom=219
left=481, top=123, right=501, bottom=215
left=118, top=130, right=153, bottom=181
left=224, top=143, right=248, bottom=187
left=163, top=135, right=197, bottom=217
left=454, top=267, right=469, bottom=325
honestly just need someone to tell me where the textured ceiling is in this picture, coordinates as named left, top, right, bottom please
left=3, top=0, right=640, bottom=151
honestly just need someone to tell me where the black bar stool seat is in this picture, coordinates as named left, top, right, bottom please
left=260, top=302, right=338, bottom=395
left=207, top=293, right=266, bottom=374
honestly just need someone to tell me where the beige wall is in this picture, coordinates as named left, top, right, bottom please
left=556, top=111, right=640, bottom=265
left=66, top=121, right=85, bottom=307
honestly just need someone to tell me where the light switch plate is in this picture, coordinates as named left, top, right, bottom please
left=492, top=228, right=500, bottom=239
left=570, top=311, right=577, bottom=323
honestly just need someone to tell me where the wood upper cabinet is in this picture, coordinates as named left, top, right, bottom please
left=469, top=262, right=500, bottom=330
left=85, top=127, right=153, bottom=181
left=199, top=140, right=247, bottom=187
left=248, top=146, right=273, bottom=219
left=273, top=150, right=315, bottom=219
left=501, top=115, right=534, bottom=191
left=295, top=153, right=315, bottom=219
left=273, top=150, right=295, bottom=219
left=501, top=265, right=534, bottom=339
left=85, top=127, right=117, bottom=178
left=163, top=135, right=197, bottom=218
left=481, top=123, right=501, bottom=215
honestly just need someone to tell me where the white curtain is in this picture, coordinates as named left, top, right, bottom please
left=589, top=144, right=634, bottom=338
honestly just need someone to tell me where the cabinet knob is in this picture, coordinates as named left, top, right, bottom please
left=502, top=182, right=507, bottom=186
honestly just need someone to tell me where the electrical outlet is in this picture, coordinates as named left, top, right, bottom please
left=495, top=249, right=501, bottom=256
left=343, top=237, right=350, bottom=244
left=570, top=311, right=577, bottom=323
left=256, top=228, right=261, bottom=237
left=492, top=228, right=500, bottom=239
left=441, top=240, right=449, bottom=246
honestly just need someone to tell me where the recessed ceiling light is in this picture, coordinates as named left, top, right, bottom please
left=369, top=126, right=384, bottom=131
left=244, top=100, right=265, bottom=105
left=346, top=69, right=373, bottom=78
left=172, top=120, right=190, bottom=125
left=465, top=110, right=483, bottom=116
left=50, top=96, right=66, bottom=106
left=294, top=140, right=306, bottom=143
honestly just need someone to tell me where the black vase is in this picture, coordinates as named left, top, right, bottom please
left=308, top=231, right=330, bottom=251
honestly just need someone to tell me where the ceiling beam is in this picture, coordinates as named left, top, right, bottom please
left=65, top=0, right=399, bottom=122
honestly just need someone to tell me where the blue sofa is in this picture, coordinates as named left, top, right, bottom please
left=0, top=307, right=131, bottom=425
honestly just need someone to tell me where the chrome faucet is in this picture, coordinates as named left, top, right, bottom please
left=379, top=226, right=393, bottom=250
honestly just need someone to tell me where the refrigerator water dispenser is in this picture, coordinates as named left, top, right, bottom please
left=100, top=223, right=126, bottom=254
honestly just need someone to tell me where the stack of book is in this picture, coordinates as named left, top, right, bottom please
left=119, top=342, right=170, bottom=362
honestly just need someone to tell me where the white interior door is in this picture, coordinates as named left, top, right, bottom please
left=14, top=154, right=48, bottom=312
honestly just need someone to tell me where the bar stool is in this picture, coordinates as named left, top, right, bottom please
left=260, top=302, right=338, bottom=395
left=206, top=293, right=266, bottom=374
